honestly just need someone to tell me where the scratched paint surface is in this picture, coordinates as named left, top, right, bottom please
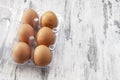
left=0, top=0, right=120, bottom=80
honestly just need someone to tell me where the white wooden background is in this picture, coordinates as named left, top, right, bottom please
left=0, top=0, right=120, bottom=80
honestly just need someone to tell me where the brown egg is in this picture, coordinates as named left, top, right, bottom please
left=37, top=27, right=55, bottom=46
left=40, top=11, right=58, bottom=29
left=33, top=45, right=52, bottom=66
left=22, top=8, right=38, bottom=28
left=18, top=24, right=35, bottom=44
left=12, top=42, right=31, bottom=64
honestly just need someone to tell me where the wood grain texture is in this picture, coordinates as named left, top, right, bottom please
left=0, top=0, right=120, bottom=80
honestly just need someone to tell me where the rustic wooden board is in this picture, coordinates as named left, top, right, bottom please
left=0, top=0, right=120, bottom=80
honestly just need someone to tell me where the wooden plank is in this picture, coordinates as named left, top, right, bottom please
left=0, top=0, right=120, bottom=80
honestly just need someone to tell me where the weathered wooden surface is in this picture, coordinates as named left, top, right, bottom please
left=0, top=0, right=120, bottom=80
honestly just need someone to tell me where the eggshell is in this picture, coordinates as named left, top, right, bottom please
left=18, top=24, right=35, bottom=44
left=22, top=8, right=38, bottom=28
left=12, top=42, right=31, bottom=64
left=33, top=45, right=51, bottom=66
left=40, top=11, right=58, bottom=29
left=37, top=27, right=55, bottom=46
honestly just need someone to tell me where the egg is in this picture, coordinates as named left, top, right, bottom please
left=12, top=42, right=31, bottom=64
left=33, top=45, right=52, bottom=66
left=22, top=8, right=38, bottom=28
left=37, top=27, right=55, bottom=46
left=18, top=24, right=35, bottom=44
left=40, top=11, right=58, bottom=29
